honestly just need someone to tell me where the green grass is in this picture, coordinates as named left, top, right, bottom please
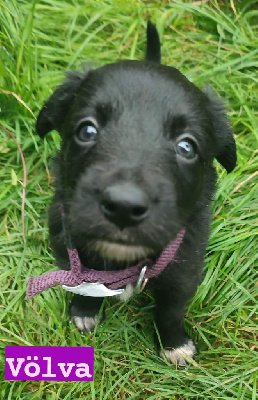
left=0, top=0, right=257, bottom=398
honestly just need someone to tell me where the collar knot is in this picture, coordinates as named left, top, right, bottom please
left=26, top=228, right=185, bottom=298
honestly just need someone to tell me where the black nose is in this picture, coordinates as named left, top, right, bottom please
left=100, top=183, right=149, bottom=228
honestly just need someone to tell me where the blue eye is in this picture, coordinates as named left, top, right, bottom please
left=175, top=138, right=197, bottom=159
left=76, top=120, right=98, bottom=143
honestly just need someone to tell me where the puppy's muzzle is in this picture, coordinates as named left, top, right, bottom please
left=100, top=182, right=149, bottom=229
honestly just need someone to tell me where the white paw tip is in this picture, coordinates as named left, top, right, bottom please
left=73, top=315, right=98, bottom=333
left=160, top=339, right=197, bottom=366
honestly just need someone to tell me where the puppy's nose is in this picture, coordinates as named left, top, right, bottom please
left=100, top=183, right=149, bottom=228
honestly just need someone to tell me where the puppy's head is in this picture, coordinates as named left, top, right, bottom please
left=37, top=22, right=236, bottom=266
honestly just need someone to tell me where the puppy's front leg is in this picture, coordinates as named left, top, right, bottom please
left=154, top=270, right=198, bottom=366
left=70, top=295, right=104, bottom=333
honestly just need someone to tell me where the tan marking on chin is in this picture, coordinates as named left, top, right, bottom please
left=90, top=240, right=154, bottom=262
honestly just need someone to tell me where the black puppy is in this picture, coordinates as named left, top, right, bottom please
left=36, top=22, right=236, bottom=365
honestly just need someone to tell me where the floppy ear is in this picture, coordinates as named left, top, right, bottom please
left=36, top=71, right=85, bottom=137
left=204, top=85, right=237, bottom=173
left=145, top=21, right=161, bottom=63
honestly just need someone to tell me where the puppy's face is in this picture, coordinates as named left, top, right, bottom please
left=65, top=63, right=213, bottom=261
left=37, top=61, right=236, bottom=268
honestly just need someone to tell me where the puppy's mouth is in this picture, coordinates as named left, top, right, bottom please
left=89, top=240, right=155, bottom=262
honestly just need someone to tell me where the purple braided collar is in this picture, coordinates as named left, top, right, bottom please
left=26, top=228, right=185, bottom=298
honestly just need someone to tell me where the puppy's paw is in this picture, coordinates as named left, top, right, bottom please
left=73, top=315, right=99, bottom=333
left=160, top=339, right=196, bottom=366
left=70, top=295, right=104, bottom=333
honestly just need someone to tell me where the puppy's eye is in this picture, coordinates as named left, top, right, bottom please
left=175, top=138, right=197, bottom=159
left=75, top=120, right=98, bottom=144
